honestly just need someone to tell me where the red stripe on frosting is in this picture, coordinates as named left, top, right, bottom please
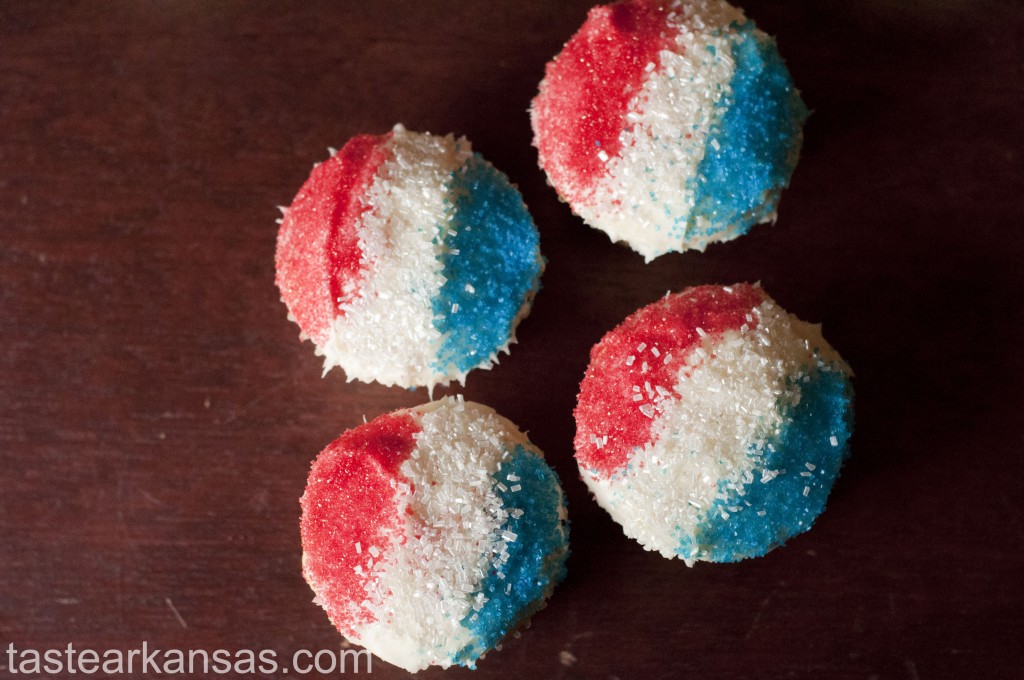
left=574, top=284, right=766, bottom=478
left=300, top=411, right=420, bottom=632
left=275, top=133, right=388, bottom=345
left=532, top=0, right=678, bottom=203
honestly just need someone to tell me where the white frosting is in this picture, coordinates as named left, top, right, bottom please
left=317, top=126, right=471, bottom=388
left=348, top=398, right=538, bottom=672
left=575, top=1, right=753, bottom=260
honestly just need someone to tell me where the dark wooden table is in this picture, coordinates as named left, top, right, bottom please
left=2, top=2, right=1022, bottom=678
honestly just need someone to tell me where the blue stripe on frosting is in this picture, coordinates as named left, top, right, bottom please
left=688, top=21, right=808, bottom=240
left=433, top=154, right=543, bottom=375
left=455, top=445, right=568, bottom=667
left=678, top=365, right=853, bottom=562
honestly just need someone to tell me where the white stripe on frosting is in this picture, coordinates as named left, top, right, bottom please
left=318, top=126, right=471, bottom=387
left=350, top=398, right=530, bottom=672
left=579, top=0, right=746, bottom=260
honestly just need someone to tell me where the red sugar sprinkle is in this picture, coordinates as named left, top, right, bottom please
left=300, top=411, right=420, bottom=633
left=533, top=0, right=678, bottom=202
left=574, top=283, right=766, bottom=477
left=275, top=133, right=389, bottom=345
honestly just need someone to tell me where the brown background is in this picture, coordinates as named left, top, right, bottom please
left=2, top=1, right=1022, bottom=678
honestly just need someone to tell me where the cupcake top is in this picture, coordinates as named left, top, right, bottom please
left=276, top=125, right=544, bottom=389
left=301, top=397, right=569, bottom=672
left=531, top=0, right=808, bottom=260
left=575, top=284, right=853, bottom=562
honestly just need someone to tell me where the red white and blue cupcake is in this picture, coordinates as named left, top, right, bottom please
left=531, top=0, right=808, bottom=260
left=275, top=125, right=544, bottom=390
left=300, top=397, right=569, bottom=672
left=574, top=284, right=853, bottom=563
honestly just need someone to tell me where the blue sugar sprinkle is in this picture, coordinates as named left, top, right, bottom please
left=433, top=155, right=543, bottom=375
left=456, top=445, right=568, bottom=667
left=688, top=22, right=808, bottom=240
left=678, top=366, right=853, bottom=562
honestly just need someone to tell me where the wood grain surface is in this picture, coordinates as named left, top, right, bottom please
left=1, top=2, right=1022, bottom=678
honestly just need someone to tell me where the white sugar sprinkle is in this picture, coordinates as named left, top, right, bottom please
left=317, top=127, right=485, bottom=389
left=803, top=486, right=811, bottom=496
left=830, top=435, right=839, bottom=446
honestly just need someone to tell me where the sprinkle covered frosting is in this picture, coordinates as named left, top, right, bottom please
left=301, top=397, right=569, bottom=672
left=574, top=283, right=853, bottom=563
left=276, top=125, right=544, bottom=389
left=531, top=0, right=808, bottom=260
